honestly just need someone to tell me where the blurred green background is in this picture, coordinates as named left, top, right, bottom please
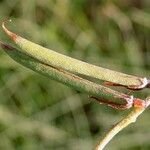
left=0, top=0, right=150, bottom=150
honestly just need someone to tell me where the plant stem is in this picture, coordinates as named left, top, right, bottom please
left=2, top=21, right=149, bottom=90
left=95, top=97, right=150, bottom=150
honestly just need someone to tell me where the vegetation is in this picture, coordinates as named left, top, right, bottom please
left=0, top=0, right=150, bottom=150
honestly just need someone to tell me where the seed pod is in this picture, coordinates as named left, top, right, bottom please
left=2, top=21, right=149, bottom=90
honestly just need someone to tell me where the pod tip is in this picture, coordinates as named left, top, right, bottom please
left=2, top=19, right=18, bottom=41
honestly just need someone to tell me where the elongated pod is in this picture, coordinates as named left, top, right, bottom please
left=0, top=41, right=132, bottom=106
left=2, top=21, right=149, bottom=90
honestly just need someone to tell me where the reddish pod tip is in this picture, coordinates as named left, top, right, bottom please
left=2, top=19, right=18, bottom=41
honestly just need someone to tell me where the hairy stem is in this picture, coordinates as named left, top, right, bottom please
left=95, top=97, right=150, bottom=150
